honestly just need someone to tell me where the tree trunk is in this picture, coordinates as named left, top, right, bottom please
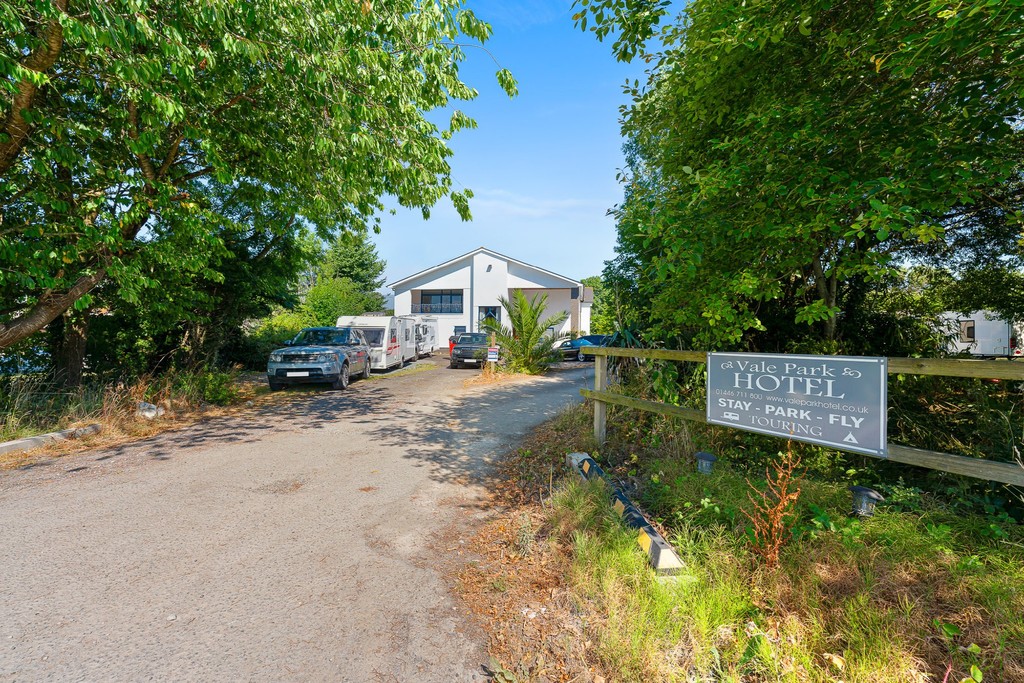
left=811, top=253, right=840, bottom=342
left=53, top=309, right=89, bottom=388
left=0, top=204, right=152, bottom=351
left=0, top=0, right=68, bottom=175
left=0, top=266, right=108, bottom=350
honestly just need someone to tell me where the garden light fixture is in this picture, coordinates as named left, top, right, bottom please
left=695, top=451, right=718, bottom=475
left=848, top=485, right=885, bottom=517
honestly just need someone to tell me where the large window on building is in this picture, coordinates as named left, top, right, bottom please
left=416, top=289, right=463, bottom=314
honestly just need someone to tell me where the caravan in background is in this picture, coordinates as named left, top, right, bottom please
left=943, top=310, right=1022, bottom=358
left=335, top=315, right=417, bottom=370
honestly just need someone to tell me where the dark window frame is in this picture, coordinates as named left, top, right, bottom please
left=416, top=289, right=463, bottom=314
left=959, top=320, right=976, bottom=343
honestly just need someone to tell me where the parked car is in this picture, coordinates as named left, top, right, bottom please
left=267, top=327, right=371, bottom=391
left=450, top=332, right=490, bottom=369
left=556, top=334, right=610, bottom=362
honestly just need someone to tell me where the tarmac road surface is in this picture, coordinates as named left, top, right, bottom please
left=0, top=358, right=593, bottom=682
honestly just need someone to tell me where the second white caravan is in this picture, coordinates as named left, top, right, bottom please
left=335, top=315, right=418, bottom=370
left=943, top=310, right=1023, bottom=358
left=413, top=316, right=440, bottom=358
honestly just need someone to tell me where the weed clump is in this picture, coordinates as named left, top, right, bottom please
left=743, top=447, right=802, bottom=569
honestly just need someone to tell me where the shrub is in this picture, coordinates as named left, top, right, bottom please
left=482, top=290, right=567, bottom=374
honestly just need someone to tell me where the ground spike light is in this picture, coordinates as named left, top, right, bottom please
left=848, top=485, right=885, bottom=517
left=695, top=451, right=718, bottom=475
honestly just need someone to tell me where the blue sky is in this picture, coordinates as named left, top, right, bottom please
left=374, top=0, right=646, bottom=288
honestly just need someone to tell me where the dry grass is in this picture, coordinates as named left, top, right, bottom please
left=0, top=372, right=282, bottom=470
left=461, top=363, right=538, bottom=389
left=456, top=503, right=594, bottom=682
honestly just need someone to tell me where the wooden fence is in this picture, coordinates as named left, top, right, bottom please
left=581, top=347, right=1024, bottom=487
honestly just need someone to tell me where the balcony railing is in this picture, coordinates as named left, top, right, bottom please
left=412, top=303, right=463, bottom=314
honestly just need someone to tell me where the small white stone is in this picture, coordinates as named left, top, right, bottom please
left=167, top=614, right=177, bottom=622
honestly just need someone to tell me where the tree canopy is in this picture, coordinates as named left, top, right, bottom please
left=321, top=232, right=387, bottom=293
left=1, top=0, right=516, bottom=349
left=576, top=0, right=1024, bottom=348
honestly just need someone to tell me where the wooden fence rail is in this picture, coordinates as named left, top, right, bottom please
left=581, top=348, right=1024, bottom=487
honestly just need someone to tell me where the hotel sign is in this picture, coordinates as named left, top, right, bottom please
left=706, top=353, right=888, bottom=457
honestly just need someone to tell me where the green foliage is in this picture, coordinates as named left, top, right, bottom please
left=583, top=0, right=1024, bottom=347
left=582, top=275, right=615, bottom=334
left=320, top=232, right=387, bottom=293
left=1, top=0, right=516, bottom=348
left=482, top=290, right=567, bottom=374
left=232, top=276, right=382, bottom=369
left=547, top=412, right=1024, bottom=681
left=301, top=277, right=384, bottom=327
left=163, top=368, right=239, bottom=406
left=0, top=367, right=242, bottom=441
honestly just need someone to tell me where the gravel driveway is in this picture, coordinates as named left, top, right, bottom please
left=0, top=358, right=593, bottom=682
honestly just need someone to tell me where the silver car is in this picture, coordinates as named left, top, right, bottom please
left=267, top=327, right=371, bottom=391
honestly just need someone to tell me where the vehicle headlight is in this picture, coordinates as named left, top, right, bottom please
left=316, top=354, right=331, bottom=363
left=269, top=353, right=283, bottom=362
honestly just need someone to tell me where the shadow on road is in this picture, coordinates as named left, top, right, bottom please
left=4, top=362, right=590, bottom=488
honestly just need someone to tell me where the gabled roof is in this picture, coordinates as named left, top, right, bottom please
left=388, top=246, right=581, bottom=289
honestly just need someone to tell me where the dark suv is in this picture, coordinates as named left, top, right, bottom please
left=449, top=332, right=490, bottom=369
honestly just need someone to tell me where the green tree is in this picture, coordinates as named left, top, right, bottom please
left=582, top=275, right=614, bottom=334
left=42, top=179, right=320, bottom=383
left=301, top=277, right=384, bottom=327
left=577, top=0, right=1024, bottom=348
left=321, top=232, right=387, bottom=293
left=482, top=290, right=567, bottom=374
left=1, top=0, right=516, bottom=349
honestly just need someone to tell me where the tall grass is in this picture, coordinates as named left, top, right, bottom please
left=0, top=369, right=241, bottom=443
left=538, top=402, right=1024, bottom=682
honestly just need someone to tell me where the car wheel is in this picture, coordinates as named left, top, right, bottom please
left=450, top=359, right=460, bottom=369
left=269, top=381, right=285, bottom=391
left=361, top=360, right=371, bottom=379
left=333, top=363, right=350, bottom=390
left=576, top=349, right=587, bottom=362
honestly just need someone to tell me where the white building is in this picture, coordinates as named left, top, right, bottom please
left=389, top=247, right=592, bottom=339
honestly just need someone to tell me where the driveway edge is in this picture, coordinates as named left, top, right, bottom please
left=0, top=424, right=102, bottom=457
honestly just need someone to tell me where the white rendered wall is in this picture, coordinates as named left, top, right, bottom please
left=393, top=290, right=412, bottom=316
left=507, top=262, right=576, bottom=289
left=393, top=259, right=473, bottom=334
left=513, top=288, right=574, bottom=337
left=579, top=301, right=592, bottom=335
left=470, top=251, right=511, bottom=331
left=392, top=250, right=582, bottom=335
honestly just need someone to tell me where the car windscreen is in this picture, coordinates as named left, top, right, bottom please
left=293, top=328, right=351, bottom=346
left=457, top=333, right=489, bottom=345
left=357, top=327, right=385, bottom=346
left=334, top=328, right=367, bottom=345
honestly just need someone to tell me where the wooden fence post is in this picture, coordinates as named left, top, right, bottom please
left=594, top=354, right=607, bottom=444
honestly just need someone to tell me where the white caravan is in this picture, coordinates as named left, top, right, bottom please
left=396, top=315, right=418, bottom=363
left=336, top=315, right=418, bottom=370
left=943, top=310, right=1023, bottom=358
left=413, top=316, right=440, bottom=357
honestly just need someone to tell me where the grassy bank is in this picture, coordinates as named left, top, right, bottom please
left=485, top=403, right=1024, bottom=682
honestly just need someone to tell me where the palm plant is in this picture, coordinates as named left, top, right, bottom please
left=481, top=290, right=568, bottom=374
